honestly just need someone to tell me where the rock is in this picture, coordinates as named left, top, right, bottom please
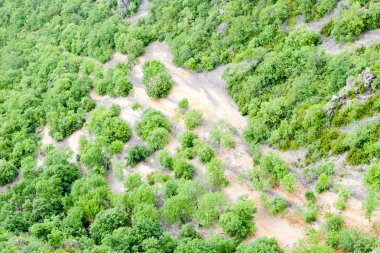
left=118, top=0, right=130, bottom=16
left=217, top=22, right=228, bottom=36
left=324, top=68, right=374, bottom=115
left=357, top=67, right=374, bottom=90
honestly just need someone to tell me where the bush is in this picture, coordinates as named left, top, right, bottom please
left=146, top=127, right=170, bottom=150
left=0, top=159, right=17, bottom=185
left=315, top=173, right=330, bottom=193
left=210, top=120, right=236, bottom=148
left=205, top=158, right=228, bottom=189
left=142, top=60, right=172, bottom=98
left=89, top=207, right=129, bottom=243
left=157, top=150, right=174, bottom=170
left=219, top=197, right=256, bottom=239
left=178, top=98, right=189, bottom=111
left=125, top=145, right=150, bottom=167
left=324, top=213, right=345, bottom=233
left=236, top=237, right=283, bottom=253
left=337, top=227, right=379, bottom=253
left=363, top=162, right=380, bottom=189
left=147, top=171, right=170, bottom=185
left=173, top=159, right=195, bottom=179
left=194, top=192, right=228, bottom=227
left=331, top=8, right=365, bottom=42
left=124, top=173, right=142, bottom=191
left=302, top=203, right=320, bottom=223
left=304, top=190, right=316, bottom=202
left=131, top=102, right=141, bottom=111
left=197, top=145, right=215, bottom=164
left=179, top=224, right=201, bottom=239
left=162, top=194, right=193, bottom=224
left=184, top=109, right=203, bottom=130
left=280, top=173, right=295, bottom=193
left=362, top=188, right=379, bottom=221
left=135, top=109, right=171, bottom=140
left=260, top=154, right=288, bottom=182
left=177, top=131, right=198, bottom=148
left=131, top=203, right=160, bottom=225
left=260, top=194, right=287, bottom=215
left=334, top=186, right=350, bottom=210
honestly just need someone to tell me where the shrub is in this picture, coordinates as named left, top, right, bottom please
left=194, top=192, right=228, bottom=227
left=337, top=227, right=379, bottom=253
left=162, top=194, right=193, bottom=224
left=280, top=173, right=295, bottom=193
left=173, top=159, right=195, bottom=179
left=178, top=98, right=189, bottom=111
left=131, top=102, right=141, bottom=111
left=315, top=173, right=330, bottom=193
left=324, top=213, right=345, bottom=232
left=304, top=190, right=316, bottom=202
left=125, top=145, right=150, bottom=167
left=157, top=150, right=174, bottom=170
left=210, top=120, right=236, bottom=148
left=131, top=204, right=160, bottom=227
left=197, top=145, right=215, bottom=164
left=219, top=197, right=256, bottom=239
left=142, top=60, right=172, bottom=98
left=363, top=162, right=380, bottom=189
left=260, top=194, right=287, bottom=215
left=177, top=131, right=198, bottom=148
left=147, top=171, right=170, bottom=185
left=0, top=159, right=17, bottom=185
left=89, top=207, right=129, bottom=243
left=184, top=109, right=203, bottom=130
left=135, top=108, right=171, bottom=140
left=124, top=172, right=142, bottom=191
left=146, top=127, right=170, bottom=150
left=334, top=186, right=350, bottom=210
left=205, top=158, right=228, bottom=189
left=302, top=203, right=320, bottom=223
left=331, top=8, right=365, bottom=42
left=179, top=224, right=201, bottom=239
left=260, top=154, right=288, bottom=182
left=236, top=237, right=283, bottom=253
left=362, top=188, right=379, bottom=221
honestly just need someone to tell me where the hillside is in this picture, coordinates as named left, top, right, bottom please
left=0, top=0, right=379, bottom=252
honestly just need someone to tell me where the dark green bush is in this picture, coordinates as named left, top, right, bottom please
left=125, top=145, right=150, bottom=167
left=184, top=109, right=203, bottom=130
left=142, top=60, right=172, bottom=98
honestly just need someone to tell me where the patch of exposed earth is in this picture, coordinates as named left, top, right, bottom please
left=126, top=0, right=152, bottom=25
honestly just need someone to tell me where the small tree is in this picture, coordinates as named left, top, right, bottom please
left=178, top=98, right=189, bottom=111
left=146, top=127, right=170, bottom=150
left=315, top=173, right=330, bottom=194
left=280, top=173, right=295, bottom=193
left=194, top=192, right=228, bottom=227
left=219, top=196, right=256, bottom=239
left=125, top=145, right=149, bottom=167
left=184, top=109, right=203, bottom=130
left=205, top=158, right=228, bottom=189
left=362, top=187, right=379, bottom=222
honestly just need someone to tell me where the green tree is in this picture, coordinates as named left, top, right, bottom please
left=184, top=109, right=203, bottom=130
left=362, top=188, right=379, bottom=222
left=194, top=192, right=228, bottom=227
left=219, top=196, right=256, bottom=239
